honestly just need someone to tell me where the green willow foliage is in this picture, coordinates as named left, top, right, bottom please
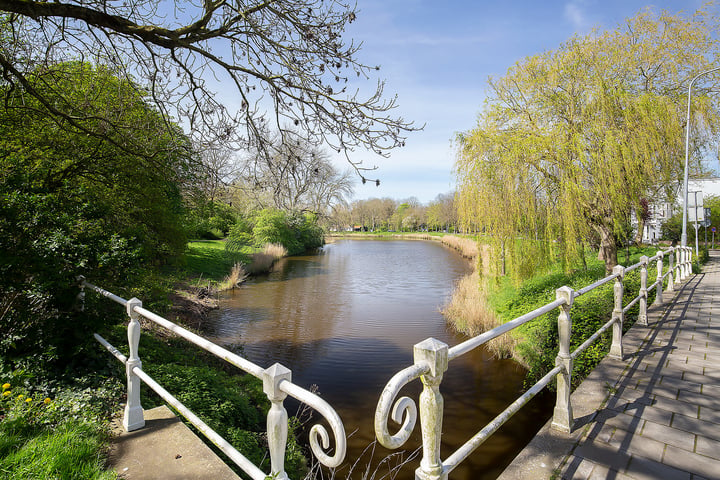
left=456, top=6, right=720, bottom=278
left=0, top=62, right=200, bottom=368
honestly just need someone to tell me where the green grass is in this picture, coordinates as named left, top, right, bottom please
left=0, top=377, right=122, bottom=480
left=0, top=419, right=115, bottom=480
left=486, top=245, right=666, bottom=389
left=184, top=240, right=251, bottom=283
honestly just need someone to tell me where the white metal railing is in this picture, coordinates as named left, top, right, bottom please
left=374, top=246, right=693, bottom=480
left=80, top=277, right=346, bottom=480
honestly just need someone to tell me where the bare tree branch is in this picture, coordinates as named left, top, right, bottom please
left=0, top=1, right=418, bottom=176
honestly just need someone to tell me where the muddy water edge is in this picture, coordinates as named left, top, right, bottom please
left=202, top=239, right=553, bottom=479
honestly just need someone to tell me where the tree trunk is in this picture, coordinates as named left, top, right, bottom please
left=579, top=242, right=588, bottom=270
left=594, top=223, right=618, bottom=275
left=634, top=215, right=645, bottom=245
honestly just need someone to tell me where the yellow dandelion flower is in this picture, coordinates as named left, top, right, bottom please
left=17, top=394, right=24, bottom=400
left=2, top=391, right=10, bottom=397
left=25, top=398, right=32, bottom=403
left=1, top=383, right=9, bottom=390
left=44, top=398, right=51, bottom=405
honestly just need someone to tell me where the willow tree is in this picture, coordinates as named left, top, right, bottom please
left=456, top=6, right=720, bottom=276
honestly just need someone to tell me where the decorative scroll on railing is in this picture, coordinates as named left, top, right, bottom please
left=374, top=246, right=692, bottom=480
left=80, top=277, right=346, bottom=480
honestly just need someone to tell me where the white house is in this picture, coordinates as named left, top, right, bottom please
left=640, top=177, right=720, bottom=243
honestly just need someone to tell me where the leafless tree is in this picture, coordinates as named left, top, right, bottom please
left=195, top=145, right=239, bottom=202
left=233, top=131, right=354, bottom=213
left=0, top=1, right=418, bottom=180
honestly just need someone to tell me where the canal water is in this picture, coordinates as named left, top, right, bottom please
left=203, top=239, right=552, bottom=479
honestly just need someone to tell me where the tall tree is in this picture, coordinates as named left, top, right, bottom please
left=0, top=1, right=417, bottom=180
left=455, top=6, right=720, bottom=275
left=0, top=62, right=198, bottom=364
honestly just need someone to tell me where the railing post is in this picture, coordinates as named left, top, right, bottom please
left=666, top=249, right=674, bottom=292
left=124, top=297, right=145, bottom=431
left=552, top=286, right=574, bottom=433
left=653, top=251, right=664, bottom=306
left=681, top=246, right=690, bottom=280
left=414, top=338, right=449, bottom=480
left=609, top=266, right=625, bottom=359
left=678, top=247, right=684, bottom=281
left=638, top=256, right=648, bottom=326
left=676, top=247, right=683, bottom=281
left=263, top=363, right=291, bottom=480
left=687, top=246, right=693, bottom=277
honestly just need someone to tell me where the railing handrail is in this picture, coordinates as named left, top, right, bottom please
left=82, top=279, right=347, bottom=480
left=451, top=246, right=681, bottom=363
left=374, top=246, right=694, bottom=479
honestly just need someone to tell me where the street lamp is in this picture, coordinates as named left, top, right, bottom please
left=681, top=65, right=720, bottom=251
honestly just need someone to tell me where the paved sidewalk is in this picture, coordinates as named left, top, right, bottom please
left=500, top=251, right=720, bottom=480
left=108, top=406, right=240, bottom=480
left=558, top=252, right=720, bottom=479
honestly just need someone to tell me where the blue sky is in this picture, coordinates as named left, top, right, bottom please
left=339, top=0, right=708, bottom=204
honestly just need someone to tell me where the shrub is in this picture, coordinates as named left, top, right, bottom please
left=249, top=209, right=324, bottom=256
left=495, top=247, right=658, bottom=389
left=225, top=218, right=255, bottom=253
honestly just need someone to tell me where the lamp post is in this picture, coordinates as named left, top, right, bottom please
left=681, top=66, right=720, bottom=250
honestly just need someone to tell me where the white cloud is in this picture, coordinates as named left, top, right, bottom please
left=564, top=1, right=589, bottom=30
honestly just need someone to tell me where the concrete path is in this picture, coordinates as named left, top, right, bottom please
left=107, top=406, right=241, bottom=480
left=500, top=251, right=720, bottom=480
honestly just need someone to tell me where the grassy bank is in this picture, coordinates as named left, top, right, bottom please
left=184, top=240, right=249, bottom=283
left=0, top=239, right=298, bottom=479
left=443, top=245, right=676, bottom=388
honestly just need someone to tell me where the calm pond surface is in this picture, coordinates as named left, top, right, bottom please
left=203, top=239, right=553, bottom=479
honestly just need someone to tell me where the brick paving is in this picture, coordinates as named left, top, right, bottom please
left=558, top=251, right=720, bottom=480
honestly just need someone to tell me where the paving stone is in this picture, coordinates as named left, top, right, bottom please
left=650, top=395, right=701, bottom=418
left=661, top=376, right=703, bottom=392
left=696, top=435, right=720, bottom=460
left=683, top=371, right=716, bottom=385
left=594, top=422, right=618, bottom=443
left=662, top=445, right=720, bottom=479
left=572, top=442, right=631, bottom=471
left=643, top=382, right=680, bottom=400
left=640, top=421, right=696, bottom=452
left=592, top=468, right=635, bottom=480
left=700, top=384, right=720, bottom=397
left=698, top=405, right=720, bottom=425
left=621, top=405, right=674, bottom=426
left=678, top=390, right=720, bottom=409
left=605, top=426, right=666, bottom=462
left=624, top=455, right=692, bottom=480
left=560, top=456, right=596, bottom=480
left=595, top=410, right=644, bottom=434
left=671, top=413, right=720, bottom=441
